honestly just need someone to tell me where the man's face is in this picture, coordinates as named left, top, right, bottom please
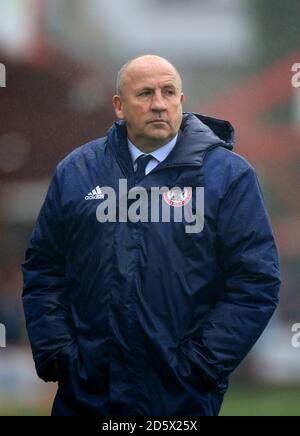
left=113, top=60, right=185, bottom=152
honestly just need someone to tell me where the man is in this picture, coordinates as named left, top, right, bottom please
left=22, top=55, right=280, bottom=416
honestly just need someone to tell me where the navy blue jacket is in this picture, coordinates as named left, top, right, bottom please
left=22, top=113, right=280, bottom=416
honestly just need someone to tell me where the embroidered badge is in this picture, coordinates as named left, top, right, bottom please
left=163, top=187, right=192, bottom=208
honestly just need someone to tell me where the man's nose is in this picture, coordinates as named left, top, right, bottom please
left=151, top=92, right=167, bottom=111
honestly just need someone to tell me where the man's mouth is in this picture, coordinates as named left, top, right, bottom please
left=148, top=120, right=168, bottom=124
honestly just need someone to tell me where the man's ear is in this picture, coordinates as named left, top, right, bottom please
left=180, top=93, right=186, bottom=106
left=113, top=95, right=124, bottom=120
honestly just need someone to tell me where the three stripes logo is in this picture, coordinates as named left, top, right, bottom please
left=85, top=186, right=104, bottom=201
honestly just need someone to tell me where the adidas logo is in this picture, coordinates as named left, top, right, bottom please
left=85, top=186, right=104, bottom=201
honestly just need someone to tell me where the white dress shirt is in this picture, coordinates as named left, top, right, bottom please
left=128, top=135, right=178, bottom=176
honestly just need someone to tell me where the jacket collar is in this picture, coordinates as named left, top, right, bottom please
left=107, top=112, right=234, bottom=172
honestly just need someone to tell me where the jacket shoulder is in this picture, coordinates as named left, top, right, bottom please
left=204, top=146, right=257, bottom=198
left=56, top=137, right=107, bottom=174
left=207, top=145, right=254, bottom=169
left=205, top=146, right=255, bottom=179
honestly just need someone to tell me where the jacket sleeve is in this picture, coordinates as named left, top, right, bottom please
left=183, top=165, right=281, bottom=391
left=22, top=167, right=76, bottom=382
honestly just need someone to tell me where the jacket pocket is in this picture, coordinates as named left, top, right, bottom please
left=178, top=338, right=218, bottom=393
left=55, top=340, right=78, bottom=384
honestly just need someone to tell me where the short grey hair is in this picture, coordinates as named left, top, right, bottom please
left=116, top=59, right=133, bottom=97
left=116, top=55, right=183, bottom=99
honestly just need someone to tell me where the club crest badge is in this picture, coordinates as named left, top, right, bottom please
left=163, top=187, right=193, bottom=208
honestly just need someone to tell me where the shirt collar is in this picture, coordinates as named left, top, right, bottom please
left=128, top=134, right=178, bottom=164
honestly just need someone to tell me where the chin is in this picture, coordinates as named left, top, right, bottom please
left=148, top=129, right=170, bottom=139
left=150, top=135, right=170, bottom=144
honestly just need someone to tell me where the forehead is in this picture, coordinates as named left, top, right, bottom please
left=124, top=61, right=180, bottom=90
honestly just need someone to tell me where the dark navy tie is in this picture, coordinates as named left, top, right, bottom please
left=134, top=154, right=153, bottom=183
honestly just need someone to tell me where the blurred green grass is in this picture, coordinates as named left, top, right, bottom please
left=0, top=404, right=47, bottom=416
left=1, top=385, right=300, bottom=415
left=220, top=384, right=300, bottom=416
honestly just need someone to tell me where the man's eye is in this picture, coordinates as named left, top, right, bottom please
left=139, top=91, right=151, bottom=97
left=164, top=89, right=175, bottom=96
